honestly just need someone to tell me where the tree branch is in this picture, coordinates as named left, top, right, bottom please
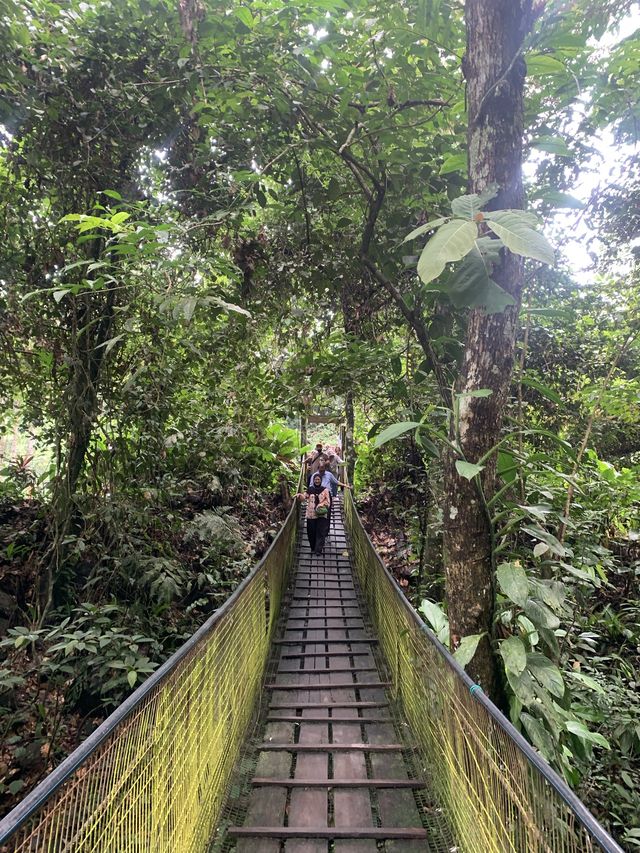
left=361, top=256, right=451, bottom=407
left=293, top=150, right=312, bottom=250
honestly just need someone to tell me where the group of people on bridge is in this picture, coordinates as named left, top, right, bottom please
left=297, top=442, right=351, bottom=556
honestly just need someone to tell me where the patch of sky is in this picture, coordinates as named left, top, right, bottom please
left=525, top=6, right=639, bottom=274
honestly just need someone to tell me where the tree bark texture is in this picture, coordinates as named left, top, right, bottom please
left=443, top=0, right=533, bottom=698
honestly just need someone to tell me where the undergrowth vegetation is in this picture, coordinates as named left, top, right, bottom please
left=1, top=0, right=638, bottom=846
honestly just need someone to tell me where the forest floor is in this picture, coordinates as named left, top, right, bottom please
left=356, top=490, right=442, bottom=609
left=0, top=487, right=290, bottom=818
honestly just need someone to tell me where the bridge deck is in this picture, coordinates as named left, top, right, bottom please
left=216, top=496, right=451, bottom=852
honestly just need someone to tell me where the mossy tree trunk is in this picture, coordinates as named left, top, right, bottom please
left=442, top=0, right=535, bottom=699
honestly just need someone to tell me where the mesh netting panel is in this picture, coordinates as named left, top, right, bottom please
left=343, top=488, right=613, bottom=853
left=1, top=497, right=299, bottom=853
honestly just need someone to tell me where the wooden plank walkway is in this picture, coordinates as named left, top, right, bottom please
left=223, top=495, right=438, bottom=851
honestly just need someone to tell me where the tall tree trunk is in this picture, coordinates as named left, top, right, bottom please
left=39, top=286, right=116, bottom=623
left=341, top=276, right=364, bottom=487
left=344, top=390, right=355, bottom=485
left=442, top=0, right=534, bottom=698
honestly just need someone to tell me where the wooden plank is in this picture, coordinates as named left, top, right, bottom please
left=287, top=702, right=329, bottom=853
left=251, top=778, right=424, bottom=788
left=288, top=603, right=358, bottom=609
left=267, top=716, right=392, bottom=724
left=291, top=596, right=358, bottom=602
left=267, top=681, right=390, bottom=690
left=237, top=721, right=293, bottom=852
left=235, top=787, right=286, bottom=853
left=280, top=652, right=372, bottom=659
left=366, top=723, right=428, bottom=849
left=269, top=702, right=389, bottom=710
left=229, top=828, right=429, bottom=839
left=285, top=616, right=364, bottom=623
left=274, top=639, right=378, bottom=645
left=258, top=744, right=409, bottom=752
left=332, top=713, right=376, bottom=853
left=378, top=789, right=428, bottom=852
left=278, top=666, right=377, bottom=675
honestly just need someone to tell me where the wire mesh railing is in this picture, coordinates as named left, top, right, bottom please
left=343, top=486, right=623, bottom=853
left=0, top=457, right=624, bottom=853
left=0, top=480, right=300, bottom=853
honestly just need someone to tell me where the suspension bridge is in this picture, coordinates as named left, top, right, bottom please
left=0, top=470, right=623, bottom=852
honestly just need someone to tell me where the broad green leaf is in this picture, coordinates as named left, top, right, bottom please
left=182, top=297, right=198, bottom=322
left=102, top=189, right=122, bottom=200
left=235, top=7, right=254, bottom=28
left=533, top=541, right=549, bottom=558
left=484, top=211, right=554, bottom=265
left=110, top=211, right=130, bottom=226
left=500, top=636, right=527, bottom=675
left=526, top=53, right=567, bottom=76
left=517, top=614, right=539, bottom=646
left=127, top=670, right=137, bottom=688
left=520, top=375, right=563, bottom=405
left=485, top=208, right=540, bottom=227
left=415, top=432, right=439, bottom=459
left=518, top=504, right=553, bottom=521
left=403, top=217, right=450, bottom=243
left=534, top=580, right=566, bottom=612
left=565, top=720, right=610, bottom=749
left=453, top=632, right=485, bottom=668
left=506, top=668, right=536, bottom=704
left=521, top=713, right=556, bottom=759
left=524, top=598, right=560, bottom=630
left=7, top=779, right=26, bottom=795
left=527, top=652, right=565, bottom=698
left=537, top=626, right=559, bottom=657
left=95, top=334, right=124, bottom=354
left=448, top=246, right=515, bottom=314
left=568, top=672, right=605, bottom=696
left=496, top=562, right=529, bottom=607
left=439, top=152, right=467, bottom=175
left=209, top=297, right=251, bottom=317
left=455, top=460, right=484, bottom=480
left=419, top=599, right=449, bottom=645
left=497, top=450, right=517, bottom=484
left=530, top=136, right=572, bottom=157
left=374, top=421, right=421, bottom=448
left=531, top=188, right=585, bottom=209
left=521, top=525, right=567, bottom=557
left=451, top=193, right=482, bottom=219
left=417, top=220, right=478, bottom=284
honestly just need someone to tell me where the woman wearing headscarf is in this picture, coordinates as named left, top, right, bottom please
left=297, top=472, right=331, bottom=555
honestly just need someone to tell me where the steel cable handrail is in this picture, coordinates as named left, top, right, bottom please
left=0, top=459, right=624, bottom=853
left=343, top=483, right=623, bottom=853
left=0, top=469, right=302, bottom=851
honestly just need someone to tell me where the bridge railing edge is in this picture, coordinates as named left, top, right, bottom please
left=0, top=465, right=304, bottom=846
left=343, top=485, right=623, bottom=853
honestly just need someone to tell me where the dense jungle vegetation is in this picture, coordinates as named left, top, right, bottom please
left=0, top=0, right=638, bottom=845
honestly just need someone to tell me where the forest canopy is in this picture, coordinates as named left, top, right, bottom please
left=0, top=0, right=639, bottom=846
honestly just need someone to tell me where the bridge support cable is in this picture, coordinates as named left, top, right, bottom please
left=0, top=461, right=624, bottom=853
left=342, top=485, right=623, bottom=853
left=0, top=474, right=302, bottom=853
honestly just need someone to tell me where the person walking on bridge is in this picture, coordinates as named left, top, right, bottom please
left=308, top=459, right=351, bottom=534
left=297, top=473, right=331, bottom=556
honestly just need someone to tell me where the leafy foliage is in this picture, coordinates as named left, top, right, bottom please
left=0, top=0, right=638, bottom=844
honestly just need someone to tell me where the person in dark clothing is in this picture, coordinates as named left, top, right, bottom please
left=297, top=473, right=331, bottom=555
left=308, top=460, right=351, bottom=532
